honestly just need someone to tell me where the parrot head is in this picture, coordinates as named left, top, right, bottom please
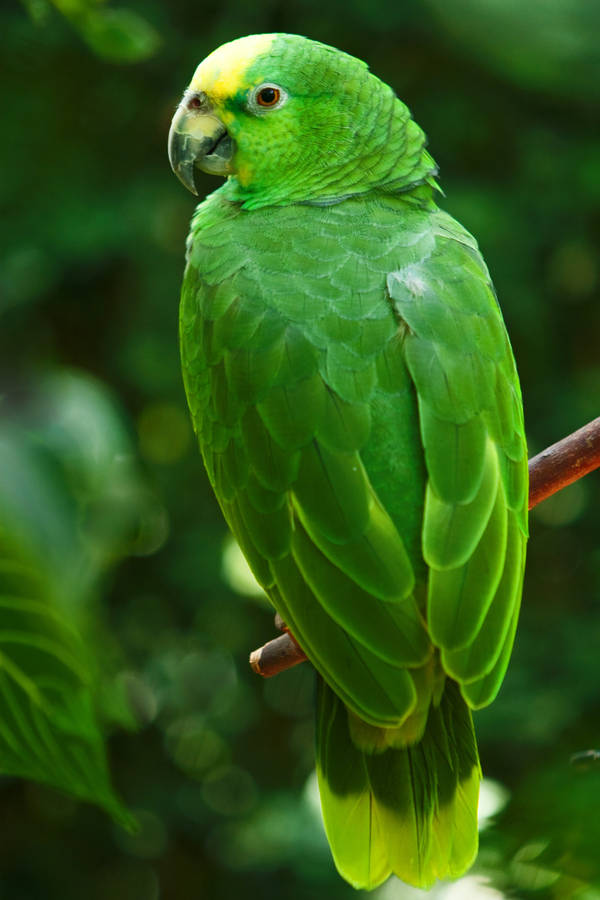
left=169, top=33, right=437, bottom=209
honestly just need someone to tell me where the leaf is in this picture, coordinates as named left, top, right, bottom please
left=20, top=0, right=52, bottom=25
left=78, top=8, right=161, bottom=63
left=0, top=371, right=149, bottom=827
left=42, top=0, right=161, bottom=63
left=0, top=551, right=133, bottom=827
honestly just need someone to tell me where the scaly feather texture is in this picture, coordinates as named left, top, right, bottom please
left=173, top=33, right=528, bottom=890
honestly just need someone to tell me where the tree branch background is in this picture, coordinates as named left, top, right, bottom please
left=2, top=1, right=599, bottom=899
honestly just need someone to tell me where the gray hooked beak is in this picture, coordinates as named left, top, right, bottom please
left=168, top=91, right=234, bottom=195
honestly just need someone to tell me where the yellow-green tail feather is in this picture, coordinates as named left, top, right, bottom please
left=316, top=678, right=481, bottom=890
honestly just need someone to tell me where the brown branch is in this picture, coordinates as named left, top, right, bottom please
left=527, top=416, right=600, bottom=509
left=249, top=632, right=306, bottom=676
left=249, top=417, right=600, bottom=678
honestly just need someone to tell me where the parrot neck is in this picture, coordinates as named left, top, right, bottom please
left=224, top=146, right=439, bottom=211
left=298, top=178, right=439, bottom=210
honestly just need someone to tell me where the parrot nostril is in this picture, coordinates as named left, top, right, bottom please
left=185, top=91, right=209, bottom=112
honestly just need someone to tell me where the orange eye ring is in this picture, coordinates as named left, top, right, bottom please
left=256, top=86, right=281, bottom=107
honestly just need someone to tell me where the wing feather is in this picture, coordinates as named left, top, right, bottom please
left=388, top=214, right=527, bottom=707
left=443, top=509, right=524, bottom=682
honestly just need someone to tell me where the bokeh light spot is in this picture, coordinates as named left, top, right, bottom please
left=533, top=478, right=587, bottom=527
left=478, top=777, right=510, bottom=830
left=165, top=716, right=228, bottom=777
left=137, top=402, right=191, bottom=465
left=548, top=240, right=597, bottom=300
left=202, top=765, right=258, bottom=817
left=221, top=535, right=266, bottom=598
left=113, top=809, right=167, bottom=860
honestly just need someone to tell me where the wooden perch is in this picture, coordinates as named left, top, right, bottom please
left=249, top=417, right=600, bottom=678
left=249, top=616, right=305, bottom=676
left=527, top=416, right=600, bottom=509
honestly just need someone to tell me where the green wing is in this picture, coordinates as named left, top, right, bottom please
left=387, top=213, right=528, bottom=708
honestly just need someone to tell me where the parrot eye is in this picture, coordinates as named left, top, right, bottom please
left=257, top=87, right=280, bottom=106
left=249, top=83, right=287, bottom=113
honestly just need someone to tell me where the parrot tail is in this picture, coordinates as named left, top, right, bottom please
left=315, top=677, right=481, bottom=890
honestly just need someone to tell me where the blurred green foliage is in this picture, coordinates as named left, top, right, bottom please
left=0, top=373, right=144, bottom=827
left=21, top=0, right=161, bottom=62
left=1, top=1, right=600, bottom=898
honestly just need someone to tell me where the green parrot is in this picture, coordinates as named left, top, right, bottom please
left=168, top=33, right=528, bottom=890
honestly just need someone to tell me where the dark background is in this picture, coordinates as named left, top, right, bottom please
left=1, top=0, right=600, bottom=897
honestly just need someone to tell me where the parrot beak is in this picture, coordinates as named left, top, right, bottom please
left=168, top=91, right=234, bottom=195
